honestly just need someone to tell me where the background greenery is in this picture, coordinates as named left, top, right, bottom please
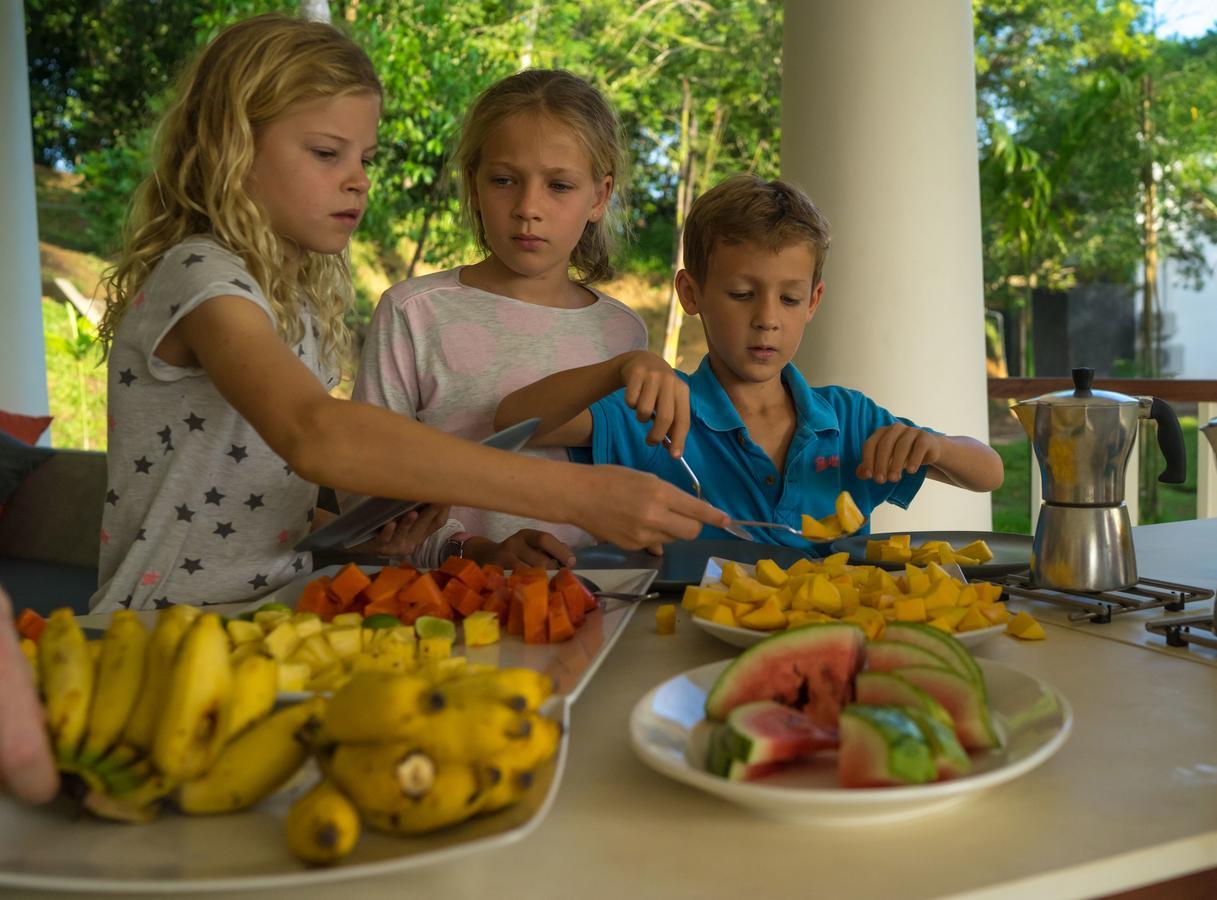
left=27, top=0, right=1217, bottom=527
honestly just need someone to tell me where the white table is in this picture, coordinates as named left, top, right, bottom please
left=10, top=520, right=1217, bottom=899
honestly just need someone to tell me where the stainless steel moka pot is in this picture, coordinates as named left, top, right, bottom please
left=1014, top=367, right=1187, bottom=592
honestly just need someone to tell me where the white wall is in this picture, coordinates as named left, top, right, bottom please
left=1158, top=238, right=1217, bottom=378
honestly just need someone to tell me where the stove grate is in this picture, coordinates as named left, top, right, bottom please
left=997, top=573, right=1213, bottom=624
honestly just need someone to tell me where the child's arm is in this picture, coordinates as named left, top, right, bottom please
left=172, top=297, right=726, bottom=547
left=857, top=424, right=1004, bottom=493
left=495, top=350, right=691, bottom=456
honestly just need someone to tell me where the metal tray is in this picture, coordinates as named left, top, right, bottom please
left=295, top=418, right=540, bottom=553
left=575, top=539, right=812, bottom=594
left=830, top=530, right=1033, bottom=579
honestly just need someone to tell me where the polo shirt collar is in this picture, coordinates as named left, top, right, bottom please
left=688, top=355, right=839, bottom=435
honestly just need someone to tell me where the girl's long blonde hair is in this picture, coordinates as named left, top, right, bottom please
left=455, top=69, right=630, bottom=285
left=98, top=13, right=381, bottom=368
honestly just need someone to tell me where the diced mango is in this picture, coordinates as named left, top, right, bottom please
left=904, top=564, right=931, bottom=595
left=786, top=559, right=817, bottom=578
left=755, top=559, right=789, bottom=588
left=923, top=578, right=961, bottom=609
left=894, top=596, right=928, bottom=622
left=809, top=576, right=842, bottom=614
left=979, top=601, right=1012, bottom=625
left=719, top=561, right=745, bottom=587
left=682, top=585, right=725, bottom=611
left=1007, top=611, right=1046, bottom=640
left=889, top=534, right=912, bottom=549
left=880, top=544, right=913, bottom=563
left=958, top=539, right=994, bottom=563
left=693, top=601, right=722, bottom=621
left=823, top=551, right=850, bottom=567
left=956, top=606, right=990, bottom=632
left=835, top=491, right=866, bottom=534
left=727, top=576, right=775, bottom=604
left=709, top=605, right=738, bottom=628
left=801, top=515, right=836, bottom=541
left=738, top=599, right=786, bottom=630
left=655, top=604, right=677, bottom=635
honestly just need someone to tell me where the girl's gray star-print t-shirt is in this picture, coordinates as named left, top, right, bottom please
left=91, top=236, right=336, bottom=612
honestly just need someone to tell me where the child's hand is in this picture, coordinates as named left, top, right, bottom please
left=618, top=351, right=691, bottom=457
left=0, top=587, right=58, bottom=805
left=566, top=465, right=730, bottom=548
left=463, top=530, right=576, bottom=570
left=357, top=504, right=452, bottom=558
left=857, top=424, right=943, bottom=484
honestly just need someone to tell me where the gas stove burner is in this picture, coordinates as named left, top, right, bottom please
left=1145, top=612, right=1217, bottom=653
left=997, top=573, right=1213, bottom=624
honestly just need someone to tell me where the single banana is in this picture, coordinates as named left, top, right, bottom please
left=328, top=742, right=482, bottom=835
left=176, top=698, right=325, bottom=814
left=151, top=614, right=233, bottom=781
left=18, top=638, right=39, bottom=690
left=392, top=702, right=529, bottom=764
left=222, top=651, right=279, bottom=742
left=79, top=610, right=150, bottom=766
left=319, top=671, right=433, bottom=743
left=283, top=778, right=362, bottom=865
left=38, top=608, right=95, bottom=763
left=123, top=604, right=200, bottom=752
left=476, top=713, right=562, bottom=814
left=431, top=668, right=554, bottom=714
left=82, top=771, right=178, bottom=824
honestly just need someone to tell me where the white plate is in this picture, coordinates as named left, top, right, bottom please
left=0, top=699, right=569, bottom=894
left=690, top=557, right=1006, bottom=650
left=629, top=658, right=1072, bottom=825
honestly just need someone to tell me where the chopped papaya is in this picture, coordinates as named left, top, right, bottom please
left=15, top=608, right=46, bottom=643
left=517, top=580, right=549, bottom=644
left=547, top=592, right=575, bottom=643
left=442, top=579, right=484, bottom=618
left=329, top=563, right=372, bottom=605
left=362, top=566, right=416, bottom=606
left=438, top=556, right=487, bottom=593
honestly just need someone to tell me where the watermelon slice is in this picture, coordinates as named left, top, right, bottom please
left=704, top=623, right=866, bottom=728
left=854, top=671, right=954, bottom=730
left=891, top=666, right=1000, bottom=751
left=865, top=640, right=951, bottom=674
left=904, top=707, right=971, bottom=780
left=838, top=705, right=936, bottom=788
left=705, top=701, right=837, bottom=780
left=881, top=622, right=985, bottom=692
left=705, top=725, right=790, bottom=782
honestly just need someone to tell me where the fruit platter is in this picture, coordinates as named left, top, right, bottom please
left=0, top=567, right=654, bottom=892
left=630, top=623, right=1072, bottom=825
left=682, top=555, right=1040, bottom=650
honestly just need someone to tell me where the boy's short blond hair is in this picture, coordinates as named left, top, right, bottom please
left=682, top=175, right=830, bottom=287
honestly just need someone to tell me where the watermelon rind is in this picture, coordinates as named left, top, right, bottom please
left=838, top=705, right=936, bottom=788
left=854, top=671, right=954, bottom=730
left=891, top=665, right=1000, bottom=751
left=722, top=700, right=837, bottom=764
left=704, top=623, right=866, bottom=726
left=864, top=640, right=951, bottom=675
left=904, top=707, right=972, bottom=780
left=882, top=622, right=985, bottom=693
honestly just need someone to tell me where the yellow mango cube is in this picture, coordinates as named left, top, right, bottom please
left=880, top=545, right=913, bottom=564
left=682, top=585, right=726, bottom=611
left=835, top=491, right=866, bottom=534
left=786, top=558, right=816, bottom=578
left=809, top=575, right=843, bottom=615
left=719, top=561, right=745, bottom=587
left=865, top=540, right=885, bottom=561
left=958, top=539, right=994, bottom=563
left=956, top=606, right=990, bottom=632
left=979, top=601, right=1012, bottom=625
left=728, top=576, right=775, bottom=604
left=709, top=605, right=737, bottom=627
left=655, top=604, right=677, bottom=635
left=929, top=607, right=968, bottom=628
left=837, top=583, right=861, bottom=617
left=924, top=578, right=962, bottom=609
left=772, top=586, right=795, bottom=611
left=823, top=551, right=850, bottom=567
left=1007, top=611, right=1046, bottom=640
left=924, top=561, right=952, bottom=585
left=801, top=515, right=836, bottom=541
left=739, top=598, right=787, bottom=631
left=904, top=564, right=931, bottom=595
left=755, top=559, right=789, bottom=587
left=693, top=600, right=722, bottom=621
left=894, top=596, right=928, bottom=622
left=953, top=554, right=980, bottom=566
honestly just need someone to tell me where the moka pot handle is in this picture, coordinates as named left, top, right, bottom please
left=1149, top=397, right=1187, bottom=484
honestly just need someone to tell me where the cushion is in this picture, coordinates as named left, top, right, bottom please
left=0, top=410, right=53, bottom=445
left=0, top=447, right=105, bottom=568
left=0, top=432, right=53, bottom=506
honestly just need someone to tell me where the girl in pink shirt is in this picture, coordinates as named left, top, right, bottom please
left=355, top=70, right=649, bottom=569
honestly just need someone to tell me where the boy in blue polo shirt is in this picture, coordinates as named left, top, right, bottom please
left=494, top=175, right=1003, bottom=547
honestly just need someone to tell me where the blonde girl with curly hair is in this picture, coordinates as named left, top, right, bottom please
left=91, top=14, right=726, bottom=612
left=354, top=69, right=660, bottom=570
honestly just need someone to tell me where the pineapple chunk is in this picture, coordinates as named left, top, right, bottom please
left=290, top=613, right=324, bottom=639
left=463, top=610, right=501, bottom=647
left=253, top=609, right=291, bottom=631
left=331, top=612, right=364, bottom=628
left=419, top=636, right=453, bottom=660
left=226, top=619, right=264, bottom=646
left=289, top=633, right=340, bottom=674
left=324, top=626, right=363, bottom=659
left=306, top=665, right=348, bottom=692
left=262, top=622, right=301, bottom=661
left=276, top=661, right=311, bottom=693
left=230, top=641, right=262, bottom=666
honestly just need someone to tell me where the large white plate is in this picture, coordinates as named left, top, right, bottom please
left=0, top=700, right=569, bottom=894
left=690, top=557, right=1005, bottom=650
left=629, top=657, right=1072, bottom=826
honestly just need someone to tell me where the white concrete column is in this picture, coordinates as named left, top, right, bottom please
left=0, top=3, right=50, bottom=430
left=1197, top=402, right=1217, bottom=519
left=781, top=0, right=992, bottom=532
left=1, top=2, right=49, bottom=432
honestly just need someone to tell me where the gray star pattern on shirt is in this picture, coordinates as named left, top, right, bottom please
left=244, top=493, right=265, bottom=511
left=180, top=558, right=203, bottom=574
left=183, top=412, right=205, bottom=431
left=248, top=573, right=269, bottom=590
left=214, top=521, right=235, bottom=539
left=106, top=489, right=119, bottom=505
left=204, top=487, right=225, bottom=505
left=134, top=456, right=153, bottom=474
left=153, top=597, right=173, bottom=610
left=118, top=369, right=136, bottom=387
left=228, top=444, right=248, bottom=463
left=182, top=253, right=204, bottom=267
left=231, top=278, right=252, bottom=292
left=175, top=503, right=195, bottom=522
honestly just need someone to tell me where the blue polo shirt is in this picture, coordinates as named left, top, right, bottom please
left=587, top=356, right=929, bottom=547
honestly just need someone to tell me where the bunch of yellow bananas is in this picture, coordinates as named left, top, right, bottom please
left=285, top=664, right=562, bottom=865
left=28, top=606, right=325, bottom=822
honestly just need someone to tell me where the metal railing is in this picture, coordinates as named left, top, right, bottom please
left=987, top=378, right=1217, bottom=524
